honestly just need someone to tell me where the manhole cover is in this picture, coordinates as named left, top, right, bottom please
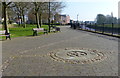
left=49, top=48, right=107, bottom=64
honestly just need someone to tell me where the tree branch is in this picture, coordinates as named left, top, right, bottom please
left=6, top=2, right=12, bottom=6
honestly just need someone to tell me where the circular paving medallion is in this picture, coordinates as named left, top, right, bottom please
left=49, top=48, right=107, bottom=64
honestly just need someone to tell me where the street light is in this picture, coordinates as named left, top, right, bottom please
left=77, top=14, right=79, bottom=22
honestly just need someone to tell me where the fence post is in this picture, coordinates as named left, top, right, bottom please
left=95, top=23, right=96, bottom=32
left=102, top=23, right=104, bottom=34
left=90, top=23, right=91, bottom=31
left=85, top=22, right=86, bottom=30
left=112, top=23, right=114, bottom=35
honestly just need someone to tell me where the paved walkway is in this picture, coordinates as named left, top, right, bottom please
left=1, top=26, right=118, bottom=76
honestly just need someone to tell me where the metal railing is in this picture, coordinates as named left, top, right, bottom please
left=70, top=23, right=119, bottom=37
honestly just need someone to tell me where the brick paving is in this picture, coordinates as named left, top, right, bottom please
left=1, top=26, right=118, bottom=76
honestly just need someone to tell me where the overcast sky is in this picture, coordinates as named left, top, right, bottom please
left=61, top=0, right=119, bottom=21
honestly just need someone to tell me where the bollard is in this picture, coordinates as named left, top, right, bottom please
left=85, top=22, right=87, bottom=30
left=71, top=23, right=73, bottom=28
left=73, top=23, right=76, bottom=29
left=112, top=23, right=114, bottom=35
left=90, top=23, right=91, bottom=31
left=102, top=23, right=104, bottom=34
left=95, top=23, right=97, bottom=32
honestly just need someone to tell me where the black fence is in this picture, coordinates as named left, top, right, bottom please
left=70, top=23, right=119, bottom=37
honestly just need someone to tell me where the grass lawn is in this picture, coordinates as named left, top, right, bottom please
left=9, top=24, right=49, bottom=38
left=104, top=24, right=119, bottom=28
left=0, top=24, right=50, bottom=40
left=94, top=24, right=119, bottom=28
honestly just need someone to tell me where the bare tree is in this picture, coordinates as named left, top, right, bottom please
left=6, top=6, right=17, bottom=24
left=28, top=1, right=65, bottom=29
left=32, top=2, right=47, bottom=28
left=50, top=2, right=65, bottom=15
left=44, top=2, right=65, bottom=23
left=50, top=2, right=65, bottom=23
left=10, top=2, right=32, bottom=28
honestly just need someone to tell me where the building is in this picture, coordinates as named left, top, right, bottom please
left=54, top=14, right=70, bottom=25
left=60, top=15, right=70, bottom=25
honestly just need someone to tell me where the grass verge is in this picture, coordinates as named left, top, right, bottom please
left=1, top=24, right=49, bottom=40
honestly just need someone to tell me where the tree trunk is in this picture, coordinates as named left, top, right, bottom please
left=20, top=13, right=23, bottom=26
left=17, top=14, right=20, bottom=26
left=35, top=12, right=40, bottom=28
left=2, top=2, right=8, bottom=34
left=39, top=14, right=42, bottom=27
left=22, top=14, right=26, bottom=28
left=7, top=13, right=10, bottom=24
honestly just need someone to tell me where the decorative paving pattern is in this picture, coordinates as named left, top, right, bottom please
left=49, top=48, right=107, bottom=64
left=1, top=54, right=47, bottom=72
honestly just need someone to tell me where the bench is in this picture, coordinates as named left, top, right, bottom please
left=50, top=26, right=60, bottom=32
left=0, top=30, right=11, bottom=40
left=55, top=27, right=60, bottom=32
left=50, top=27, right=56, bottom=33
left=32, top=28, right=48, bottom=36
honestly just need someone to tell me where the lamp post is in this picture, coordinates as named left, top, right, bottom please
left=77, top=14, right=79, bottom=29
left=77, top=14, right=79, bottom=22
